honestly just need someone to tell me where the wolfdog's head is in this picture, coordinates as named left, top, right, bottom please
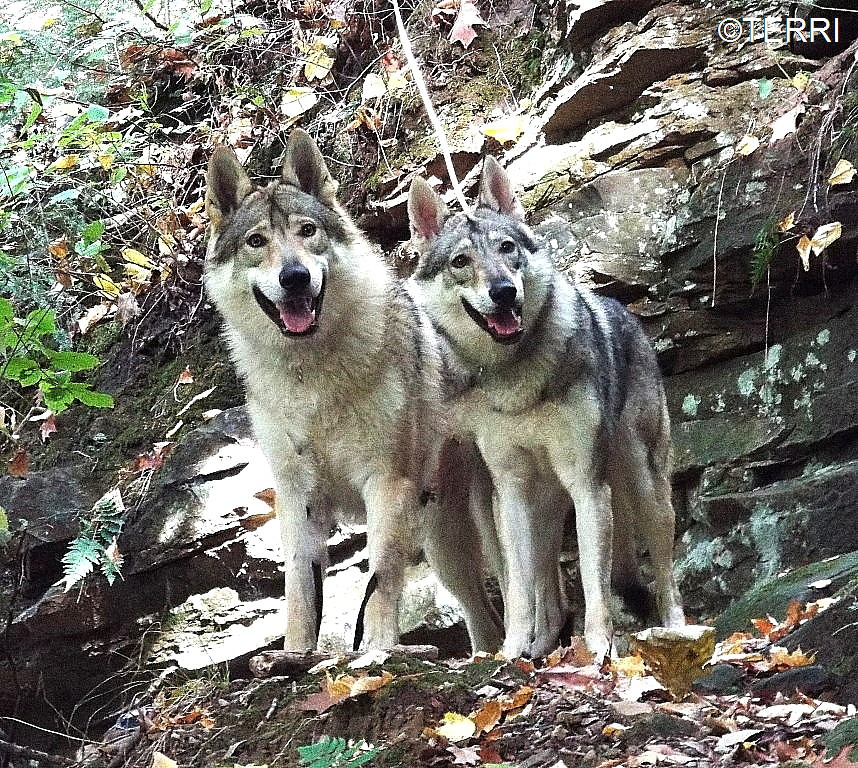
left=408, top=157, right=552, bottom=361
left=205, top=129, right=359, bottom=343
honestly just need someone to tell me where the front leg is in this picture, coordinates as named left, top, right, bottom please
left=359, top=473, right=420, bottom=649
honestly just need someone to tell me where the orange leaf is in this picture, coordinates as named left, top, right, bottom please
left=751, top=616, right=776, bottom=636
left=769, top=647, right=815, bottom=669
left=40, top=414, right=57, bottom=442
left=472, top=699, right=501, bottom=735
left=8, top=449, right=30, bottom=477
left=254, top=488, right=277, bottom=507
left=176, top=365, right=193, bottom=385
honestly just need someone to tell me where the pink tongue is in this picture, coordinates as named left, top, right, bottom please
left=279, top=298, right=315, bottom=333
left=485, top=310, right=521, bottom=336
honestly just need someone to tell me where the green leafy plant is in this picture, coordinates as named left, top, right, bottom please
left=297, top=737, right=384, bottom=768
left=60, top=488, right=125, bottom=591
left=750, top=218, right=780, bottom=290
left=0, top=296, right=114, bottom=413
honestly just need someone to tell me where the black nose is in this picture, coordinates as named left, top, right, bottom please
left=489, top=280, right=517, bottom=309
left=280, top=263, right=311, bottom=291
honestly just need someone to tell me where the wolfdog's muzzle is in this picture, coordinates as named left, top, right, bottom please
left=253, top=263, right=326, bottom=337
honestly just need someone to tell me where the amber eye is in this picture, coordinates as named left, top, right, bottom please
left=499, top=240, right=515, bottom=254
left=246, top=233, right=266, bottom=248
left=451, top=254, right=470, bottom=269
left=299, top=222, right=317, bottom=237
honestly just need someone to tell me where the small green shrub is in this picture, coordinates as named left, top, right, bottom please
left=297, top=737, right=385, bottom=768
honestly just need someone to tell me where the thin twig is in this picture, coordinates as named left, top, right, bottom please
left=711, top=164, right=728, bottom=308
left=391, top=0, right=471, bottom=213
left=0, top=737, right=75, bottom=766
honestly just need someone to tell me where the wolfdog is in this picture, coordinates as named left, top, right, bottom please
left=204, top=129, right=502, bottom=653
left=407, top=157, right=685, bottom=658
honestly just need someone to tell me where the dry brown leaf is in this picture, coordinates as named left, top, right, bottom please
left=447, top=744, right=480, bottom=765
left=176, top=365, right=194, bottom=385
left=472, top=699, right=501, bottom=735
left=254, top=488, right=276, bottom=507
left=811, top=746, right=858, bottom=767
left=76, top=302, right=111, bottom=335
left=151, top=753, right=178, bottom=768
left=828, top=159, right=856, bottom=186
left=326, top=672, right=356, bottom=698
left=296, top=688, right=348, bottom=713
left=797, top=234, right=813, bottom=270
left=8, top=449, right=30, bottom=478
left=770, top=104, right=805, bottom=144
left=769, top=646, right=815, bottom=669
left=348, top=669, right=393, bottom=695
left=777, top=211, right=796, bottom=232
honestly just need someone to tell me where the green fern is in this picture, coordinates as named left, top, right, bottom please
left=297, top=737, right=384, bottom=768
left=750, top=218, right=779, bottom=289
left=59, top=488, right=125, bottom=592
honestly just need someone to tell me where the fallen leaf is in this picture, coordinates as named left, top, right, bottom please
left=769, top=104, right=805, bottom=144
left=254, top=488, right=276, bottom=507
left=716, top=729, right=762, bottom=751
left=48, top=154, right=79, bottom=171
left=808, top=221, right=842, bottom=257
left=777, top=210, right=796, bottom=232
left=751, top=615, right=776, bottom=636
left=307, top=656, right=342, bottom=674
left=472, top=699, right=501, bottom=735
left=769, top=646, right=815, bottom=669
left=828, top=159, right=856, bottom=186
left=797, top=234, right=813, bottom=270
left=482, top=115, right=527, bottom=144
left=811, top=746, right=858, bottom=768
left=631, top=625, right=715, bottom=699
left=295, top=688, right=348, bottom=713
left=736, top=134, right=760, bottom=156
left=281, top=87, right=318, bottom=119
left=611, top=654, right=647, bottom=677
left=603, top=723, right=628, bottom=738
left=791, top=71, right=810, bottom=92
left=40, top=414, right=57, bottom=442
left=449, top=0, right=485, bottom=48
left=76, top=302, right=111, bottom=334
left=48, top=237, right=70, bottom=259
left=448, top=744, right=481, bottom=765
left=93, top=274, right=121, bottom=297
left=152, top=753, right=178, bottom=768
left=176, top=365, right=194, bottom=385
left=436, top=712, right=477, bottom=743
left=8, top=449, right=30, bottom=477
left=808, top=578, right=832, bottom=589
left=348, top=669, right=393, bottom=695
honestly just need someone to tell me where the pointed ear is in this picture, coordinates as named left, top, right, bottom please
left=206, top=146, right=253, bottom=232
left=408, top=177, right=448, bottom=251
left=478, top=155, right=525, bottom=221
left=281, top=128, right=338, bottom=207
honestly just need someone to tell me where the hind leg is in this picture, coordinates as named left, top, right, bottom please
left=529, top=478, right=568, bottom=658
left=617, top=436, right=685, bottom=628
left=424, top=440, right=504, bottom=654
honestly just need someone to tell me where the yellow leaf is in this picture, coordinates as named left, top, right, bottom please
left=735, top=135, right=760, bottom=156
left=810, top=221, right=842, bottom=257
left=386, top=70, right=409, bottom=93
left=348, top=669, right=393, bottom=696
left=603, top=722, right=628, bottom=738
left=777, top=210, right=796, bottom=232
left=611, top=654, right=647, bottom=677
left=631, top=625, right=716, bottom=699
left=48, top=237, right=70, bottom=259
left=122, top=248, right=153, bottom=268
left=326, top=673, right=356, bottom=698
left=304, top=47, right=335, bottom=81
left=281, top=87, right=318, bottom=119
left=49, top=154, right=79, bottom=171
left=152, top=753, right=178, bottom=768
left=436, top=712, right=476, bottom=743
left=97, top=153, right=115, bottom=170
left=482, top=115, right=527, bottom=145
left=93, top=274, right=121, bottom=296
left=797, top=234, right=812, bottom=270
left=828, top=159, right=856, bottom=186
left=124, top=262, right=152, bottom=284
left=791, top=71, right=810, bottom=92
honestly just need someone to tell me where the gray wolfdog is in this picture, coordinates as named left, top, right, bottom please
left=407, top=157, right=685, bottom=659
left=204, top=129, right=502, bottom=653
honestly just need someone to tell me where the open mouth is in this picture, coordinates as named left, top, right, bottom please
left=253, top=278, right=325, bottom=337
left=461, top=298, right=523, bottom=344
